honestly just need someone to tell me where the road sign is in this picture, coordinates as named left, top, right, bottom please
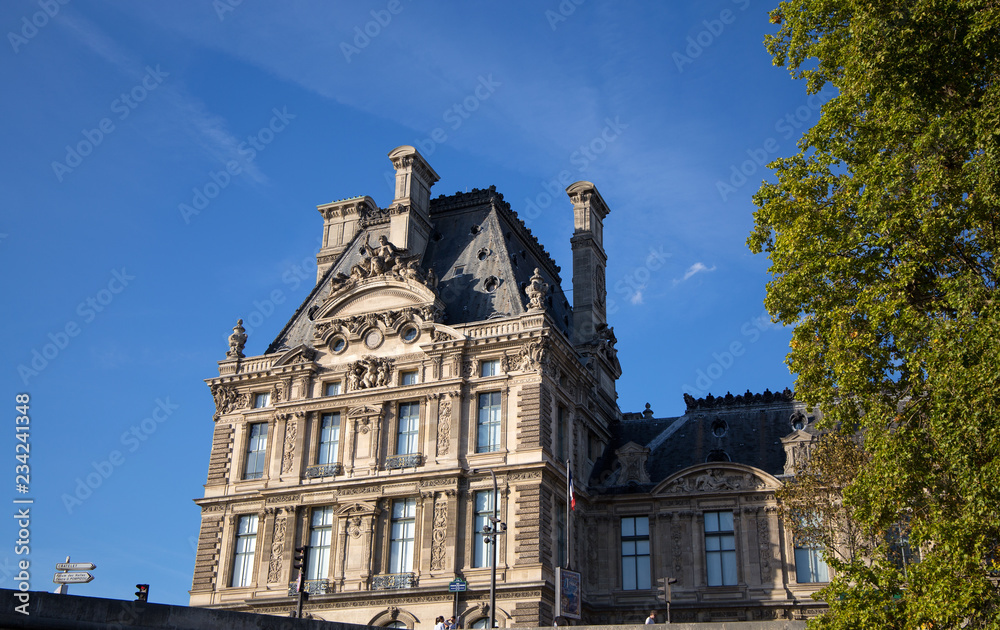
left=53, top=572, right=94, bottom=584
left=448, top=579, right=467, bottom=592
left=56, top=562, right=96, bottom=571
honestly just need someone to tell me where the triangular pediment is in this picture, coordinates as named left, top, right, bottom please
left=652, top=462, right=780, bottom=495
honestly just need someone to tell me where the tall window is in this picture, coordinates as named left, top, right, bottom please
left=621, top=516, right=650, bottom=590
left=307, top=507, right=334, bottom=581
left=794, top=545, right=829, bottom=583
left=473, top=490, right=494, bottom=568
left=397, top=403, right=419, bottom=455
left=704, top=511, right=737, bottom=586
left=480, top=359, right=500, bottom=377
left=477, top=392, right=501, bottom=453
left=557, top=405, right=567, bottom=460
left=318, top=413, right=340, bottom=465
left=243, top=423, right=268, bottom=479
left=389, top=498, right=416, bottom=573
left=230, top=515, right=257, bottom=587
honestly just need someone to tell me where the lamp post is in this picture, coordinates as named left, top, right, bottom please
left=473, top=468, right=505, bottom=629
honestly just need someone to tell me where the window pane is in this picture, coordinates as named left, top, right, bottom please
left=706, top=536, right=720, bottom=552
left=622, top=540, right=635, bottom=555
left=325, top=382, right=341, bottom=396
left=481, top=360, right=499, bottom=377
left=231, top=515, right=257, bottom=587
left=704, top=512, right=719, bottom=532
left=477, top=392, right=501, bottom=453
left=719, top=511, right=734, bottom=531
left=636, top=556, right=651, bottom=590
left=621, top=518, right=635, bottom=537
left=397, top=403, right=419, bottom=455
left=722, top=551, right=738, bottom=585
left=635, top=516, right=649, bottom=536
left=244, top=423, right=268, bottom=479
left=474, top=490, right=494, bottom=567
left=706, top=553, right=722, bottom=586
left=622, top=557, right=636, bottom=590
left=308, top=507, right=333, bottom=580
left=390, top=498, right=416, bottom=573
left=636, top=540, right=650, bottom=555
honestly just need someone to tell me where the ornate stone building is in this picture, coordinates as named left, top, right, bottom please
left=190, top=146, right=825, bottom=625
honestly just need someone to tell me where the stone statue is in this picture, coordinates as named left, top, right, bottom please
left=525, top=268, right=549, bottom=311
left=227, top=319, right=247, bottom=359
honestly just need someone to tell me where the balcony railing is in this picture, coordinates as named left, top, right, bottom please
left=385, top=453, right=423, bottom=469
left=304, top=463, right=343, bottom=479
left=371, top=573, right=416, bottom=590
left=287, top=579, right=331, bottom=596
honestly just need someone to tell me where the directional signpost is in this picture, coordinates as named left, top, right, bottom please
left=53, top=572, right=94, bottom=584
left=53, top=557, right=96, bottom=594
left=56, top=563, right=95, bottom=572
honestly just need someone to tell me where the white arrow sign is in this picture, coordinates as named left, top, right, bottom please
left=56, top=562, right=96, bottom=571
left=53, top=572, right=94, bottom=584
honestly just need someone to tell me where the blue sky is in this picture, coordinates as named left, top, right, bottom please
left=1, top=0, right=817, bottom=606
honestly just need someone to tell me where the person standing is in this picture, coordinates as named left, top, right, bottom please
left=435, top=616, right=447, bottom=630
left=645, top=611, right=657, bottom=624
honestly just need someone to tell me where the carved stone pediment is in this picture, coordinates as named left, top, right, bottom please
left=347, top=405, right=384, bottom=421
left=271, top=344, right=317, bottom=367
left=336, top=501, right=378, bottom=517
left=605, top=441, right=650, bottom=485
left=653, top=463, right=779, bottom=495
left=780, top=429, right=818, bottom=476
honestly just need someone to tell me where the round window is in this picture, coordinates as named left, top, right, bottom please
left=712, top=419, right=728, bottom=438
left=365, top=329, right=383, bottom=349
left=331, top=337, right=346, bottom=353
left=402, top=326, right=418, bottom=342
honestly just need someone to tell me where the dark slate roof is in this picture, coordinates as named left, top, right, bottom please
left=268, top=187, right=571, bottom=352
left=589, top=390, right=812, bottom=494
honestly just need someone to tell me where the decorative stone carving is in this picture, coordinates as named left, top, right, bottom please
left=347, top=356, right=395, bottom=391
left=210, top=385, right=248, bottom=419
left=348, top=516, right=363, bottom=539
left=758, top=513, right=773, bottom=583
left=595, top=324, right=617, bottom=362
left=525, top=268, right=549, bottom=311
left=607, top=442, right=650, bottom=485
left=430, top=494, right=448, bottom=571
left=267, top=513, right=286, bottom=583
left=662, top=469, right=766, bottom=494
left=227, top=319, right=247, bottom=359
left=437, top=398, right=451, bottom=456
left=509, top=340, right=548, bottom=372
left=281, top=417, right=297, bottom=474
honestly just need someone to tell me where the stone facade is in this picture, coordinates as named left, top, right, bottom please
left=190, top=146, right=825, bottom=626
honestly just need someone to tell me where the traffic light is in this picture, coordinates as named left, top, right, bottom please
left=292, top=546, right=309, bottom=593
left=135, top=584, right=149, bottom=602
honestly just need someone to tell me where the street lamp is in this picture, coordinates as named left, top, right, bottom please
left=472, top=468, right=506, bottom=629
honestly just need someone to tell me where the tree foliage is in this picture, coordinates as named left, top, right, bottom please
left=749, top=1, right=1000, bottom=627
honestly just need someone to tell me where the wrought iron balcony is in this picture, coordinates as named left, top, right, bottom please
left=287, top=579, right=331, bottom=596
left=371, top=573, right=416, bottom=590
left=385, top=453, right=423, bottom=469
left=304, top=463, right=343, bottom=479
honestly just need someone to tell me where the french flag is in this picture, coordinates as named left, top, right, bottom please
left=568, top=461, right=576, bottom=511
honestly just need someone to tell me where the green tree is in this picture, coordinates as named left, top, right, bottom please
left=748, top=1, right=1000, bottom=627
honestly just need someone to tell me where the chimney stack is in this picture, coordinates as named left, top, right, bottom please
left=567, top=181, right=610, bottom=345
left=388, top=145, right=440, bottom=257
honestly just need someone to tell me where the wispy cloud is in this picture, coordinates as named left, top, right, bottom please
left=56, top=10, right=264, bottom=182
left=674, top=262, right=716, bottom=285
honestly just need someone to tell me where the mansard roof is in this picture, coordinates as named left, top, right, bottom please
left=589, top=390, right=813, bottom=494
left=267, top=186, right=571, bottom=353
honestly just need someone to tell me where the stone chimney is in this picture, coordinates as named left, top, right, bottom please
left=567, top=181, right=610, bottom=345
left=314, top=195, right=377, bottom=283
left=388, top=145, right=440, bottom=257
